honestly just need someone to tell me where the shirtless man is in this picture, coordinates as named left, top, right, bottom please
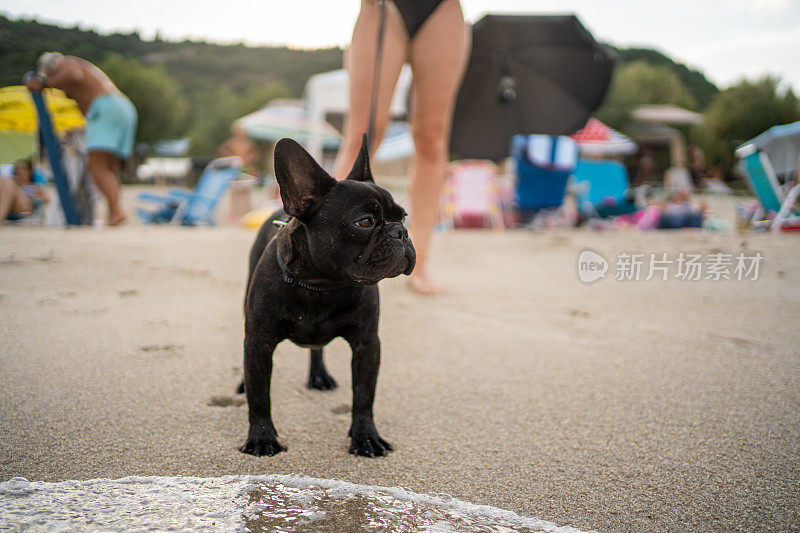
left=25, top=53, right=137, bottom=226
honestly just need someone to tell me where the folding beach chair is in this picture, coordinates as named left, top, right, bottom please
left=512, top=134, right=577, bottom=223
left=440, top=160, right=504, bottom=230
left=571, top=158, right=639, bottom=219
left=137, top=156, right=242, bottom=226
left=737, top=148, right=800, bottom=232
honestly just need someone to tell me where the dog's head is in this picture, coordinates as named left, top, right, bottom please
left=274, top=135, right=415, bottom=284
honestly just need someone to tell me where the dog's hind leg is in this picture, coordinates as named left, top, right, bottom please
left=307, top=348, right=337, bottom=390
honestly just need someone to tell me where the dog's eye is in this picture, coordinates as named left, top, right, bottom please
left=356, top=217, right=374, bottom=228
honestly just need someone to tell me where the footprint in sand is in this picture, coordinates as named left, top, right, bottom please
left=0, top=253, right=21, bottom=265
left=144, top=319, right=171, bottom=327
left=178, top=267, right=209, bottom=278
left=709, top=334, right=772, bottom=353
left=61, top=308, right=107, bottom=317
left=330, top=404, right=350, bottom=415
left=138, top=344, right=181, bottom=356
left=569, top=309, right=591, bottom=318
left=208, top=395, right=246, bottom=408
left=31, top=249, right=57, bottom=262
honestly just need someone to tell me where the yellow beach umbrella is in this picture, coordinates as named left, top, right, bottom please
left=0, top=85, right=85, bottom=132
left=0, top=86, right=85, bottom=164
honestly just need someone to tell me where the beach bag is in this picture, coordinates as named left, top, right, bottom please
left=512, top=134, right=577, bottom=210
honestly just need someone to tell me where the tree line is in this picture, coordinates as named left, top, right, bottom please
left=596, top=52, right=799, bottom=176
left=0, top=15, right=341, bottom=156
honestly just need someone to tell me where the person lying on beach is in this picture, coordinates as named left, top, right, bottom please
left=0, top=159, right=50, bottom=224
left=25, top=52, right=137, bottom=226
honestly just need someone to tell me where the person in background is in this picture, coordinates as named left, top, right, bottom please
left=688, top=144, right=706, bottom=189
left=633, top=147, right=656, bottom=185
left=217, top=125, right=260, bottom=177
left=332, top=0, right=470, bottom=294
left=25, top=52, right=137, bottom=226
left=0, top=159, right=50, bottom=223
left=702, top=162, right=732, bottom=194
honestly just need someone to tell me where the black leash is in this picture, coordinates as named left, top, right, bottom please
left=367, top=0, right=387, bottom=147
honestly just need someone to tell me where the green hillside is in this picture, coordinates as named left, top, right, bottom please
left=614, top=47, right=718, bottom=109
left=0, top=15, right=343, bottom=96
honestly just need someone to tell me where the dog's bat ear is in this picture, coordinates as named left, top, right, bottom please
left=346, top=133, right=375, bottom=183
left=274, top=138, right=337, bottom=222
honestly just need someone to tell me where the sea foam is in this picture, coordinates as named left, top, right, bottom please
left=0, top=474, right=590, bottom=532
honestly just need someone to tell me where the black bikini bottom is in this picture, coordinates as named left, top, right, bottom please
left=392, top=0, right=446, bottom=38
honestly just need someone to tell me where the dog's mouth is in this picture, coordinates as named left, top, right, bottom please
left=350, top=244, right=415, bottom=283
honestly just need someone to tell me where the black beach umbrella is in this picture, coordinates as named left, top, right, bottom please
left=450, top=14, right=617, bottom=161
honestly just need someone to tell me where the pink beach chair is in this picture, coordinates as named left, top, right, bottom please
left=440, top=160, right=505, bottom=230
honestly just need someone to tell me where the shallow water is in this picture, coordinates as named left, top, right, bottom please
left=0, top=475, right=587, bottom=532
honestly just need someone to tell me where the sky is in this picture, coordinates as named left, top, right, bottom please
left=4, top=0, right=800, bottom=94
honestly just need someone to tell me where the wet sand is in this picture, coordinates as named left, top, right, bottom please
left=1, top=190, right=799, bottom=531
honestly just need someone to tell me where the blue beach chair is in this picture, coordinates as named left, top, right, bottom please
left=137, top=157, right=242, bottom=226
left=736, top=122, right=800, bottom=231
left=736, top=148, right=800, bottom=231
left=571, top=158, right=639, bottom=219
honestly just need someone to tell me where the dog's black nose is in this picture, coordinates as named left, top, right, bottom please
left=388, top=223, right=408, bottom=241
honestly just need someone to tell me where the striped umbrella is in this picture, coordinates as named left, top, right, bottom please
left=570, top=118, right=637, bottom=157
left=234, top=105, right=341, bottom=149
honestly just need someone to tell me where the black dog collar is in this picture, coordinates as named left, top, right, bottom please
left=274, top=219, right=371, bottom=293
left=275, top=245, right=333, bottom=292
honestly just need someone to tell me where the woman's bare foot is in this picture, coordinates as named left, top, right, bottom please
left=108, top=210, right=127, bottom=226
left=408, top=272, right=444, bottom=295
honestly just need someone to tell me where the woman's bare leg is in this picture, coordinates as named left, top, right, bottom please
left=88, top=150, right=126, bottom=226
left=407, top=0, right=470, bottom=293
left=332, top=0, right=409, bottom=179
left=0, top=178, right=33, bottom=223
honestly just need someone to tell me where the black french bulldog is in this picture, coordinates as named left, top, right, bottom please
left=239, top=134, right=415, bottom=457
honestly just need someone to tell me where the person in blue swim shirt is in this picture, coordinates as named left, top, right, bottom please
left=25, top=53, right=137, bottom=226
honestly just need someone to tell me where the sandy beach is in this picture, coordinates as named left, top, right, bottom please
left=1, top=188, right=799, bottom=531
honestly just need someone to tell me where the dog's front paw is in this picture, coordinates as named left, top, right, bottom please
left=240, top=427, right=286, bottom=457
left=349, top=428, right=393, bottom=458
left=307, top=369, right=337, bottom=390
